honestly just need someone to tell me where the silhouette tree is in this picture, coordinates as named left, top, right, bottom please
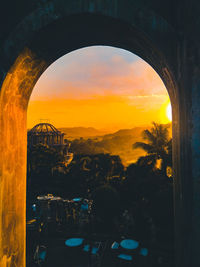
left=27, top=144, right=65, bottom=195
left=91, top=185, right=121, bottom=234
left=133, top=122, right=172, bottom=173
left=28, top=143, right=64, bottom=174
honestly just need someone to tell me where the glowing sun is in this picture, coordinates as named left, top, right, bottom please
left=166, top=103, right=172, bottom=122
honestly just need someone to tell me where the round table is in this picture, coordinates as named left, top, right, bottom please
left=73, top=198, right=82, bottom=202
left=65, top=238, right=84, bottom=247
left=120, top=239, right=139, bottom=250
left=81, top=203, right=88, bottom=211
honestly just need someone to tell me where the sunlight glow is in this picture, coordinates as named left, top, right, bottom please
left=159, top=99, right=172, bottom=124
left=166, top=103, right=172, bottom=122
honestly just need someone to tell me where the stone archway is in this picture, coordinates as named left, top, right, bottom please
left=0, top=2, right=195, bottom=267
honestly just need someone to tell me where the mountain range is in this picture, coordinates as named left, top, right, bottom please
left=58, top=126, right=152, bottom=166
left=58, top=127, right=109, bottom=139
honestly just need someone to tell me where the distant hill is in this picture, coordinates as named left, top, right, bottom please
left=103, top=127, right=148, bottom=139
left=58, top=127, right=109, bottom=139
left=101, top=126, right=150, bottom=165
left=63, top=126, right=150, bottom=166
left=58, top=126, right=149, bottom=139
left=100, top=124, right=172, bottom=165
left=60, top=124, right=172, bottom=166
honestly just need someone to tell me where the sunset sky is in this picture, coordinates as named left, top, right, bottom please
left=28, top=46, right=171, bottom=131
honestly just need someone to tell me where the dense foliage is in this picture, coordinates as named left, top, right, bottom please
left=27, top=123, right=173, bottom=247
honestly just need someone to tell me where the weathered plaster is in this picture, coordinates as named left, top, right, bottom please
left=0, top=48, right=47, bottom=267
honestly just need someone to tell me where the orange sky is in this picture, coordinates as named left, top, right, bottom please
left=28, top=46, right=171, bottom=131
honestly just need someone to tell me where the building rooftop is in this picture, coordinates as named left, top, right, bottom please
left=28, top=123, right=63, bottom=135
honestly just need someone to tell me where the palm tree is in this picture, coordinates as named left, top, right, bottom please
left=133, top=122, right=172, bottom=173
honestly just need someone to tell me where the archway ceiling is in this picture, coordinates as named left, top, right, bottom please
left=0, top=0, right=178, bottom=81
left=0, top=0, right=179, bottom=42
left=1, top=0, right=200, bottom=46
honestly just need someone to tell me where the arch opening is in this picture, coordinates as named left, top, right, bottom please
left=26, top=45, right=174, bottom=266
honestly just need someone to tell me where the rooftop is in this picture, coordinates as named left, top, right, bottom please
left=28, top=123, right=63, bottom=135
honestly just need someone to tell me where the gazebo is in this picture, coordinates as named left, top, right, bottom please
left=28, top=123, right=65, bottom=148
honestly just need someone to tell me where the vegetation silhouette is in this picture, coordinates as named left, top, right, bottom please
left=91, top=185, right=121, bottom=235
left=27, top=144, right=65, bottom=197
left=27, top=123, right=174, bottom=265
left=133, top=122, right=172, bottom=173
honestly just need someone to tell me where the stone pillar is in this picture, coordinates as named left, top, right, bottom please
left=173, top=39, right=200, bottom=267
left=0, top=49, right=47, bottom=267
left=189, top=63, right=200, bottom=267
left=0, top=83, right=27, bottom=267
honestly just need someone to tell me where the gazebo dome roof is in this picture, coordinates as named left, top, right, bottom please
left=28, top=123, right=62, bottom=135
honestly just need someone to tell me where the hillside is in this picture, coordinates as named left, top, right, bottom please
left=60, top=124, right=172, bottom=166
left=101, top=127, right=149, bottom=165
left=58, top=127, right=109, bottom=139
left=103, top=127, right=148, bottom=139
left=64, top=126, right=149, bottom=166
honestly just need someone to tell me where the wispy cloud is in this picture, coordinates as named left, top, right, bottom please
left=28, top=46, right=169, bottom=129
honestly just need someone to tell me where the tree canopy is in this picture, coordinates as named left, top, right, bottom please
left=133, top=122, right=172, bottom=173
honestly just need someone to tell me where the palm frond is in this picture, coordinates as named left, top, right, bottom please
left=132, top=122, right=171, bottom=171
left=151, top=122, right=169, bottom=141
left=133, top=142, right=154, bottom=152
left=142, top=129, right=157, bottom=144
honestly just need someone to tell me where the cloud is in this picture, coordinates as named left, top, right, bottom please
left=31, top=55, right=167, bottom=100
left=28, top=46, right=169, bottom=129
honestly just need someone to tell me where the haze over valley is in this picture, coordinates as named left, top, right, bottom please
left=59, top=124, right=171, bottom=166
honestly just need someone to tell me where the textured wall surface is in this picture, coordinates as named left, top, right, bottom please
left=0, top=49, right=47, bottom=267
